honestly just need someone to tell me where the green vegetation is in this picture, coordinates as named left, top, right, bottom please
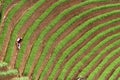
left=82, top=36, right=120, bottom=80
left=47, top=5, right=120, bottom=79
left=58, top=22, right=120, bottom=80
left=49, top=18, right=120, bottom=80
left=29, top=1, right=100, bottom=79
left=88, top=46, right=120, bottom=80
left=0, top=69, right=18, bottom=76
left=26, top=1, right=116, bottom=79
left=109, top=67, right=120, bottom=80
left=45, top=12, right=120, bottom=79
left=99, top=56, right=120, bottom=80
left=23, top=0, right=77, bottom=76
left=1, top=0, right=120, bottom=80
left=2, top=0, right=12, bottom=15
left=0, top=62, right=7, bottom=68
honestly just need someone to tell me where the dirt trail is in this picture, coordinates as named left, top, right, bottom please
left=41, top=6, right=120, bottom=80
left=106, top=64, right=120, bottom=80
left=0, top=75, right=17, bottom=80
left=23, top=0, right=84, bottom=78
left=17, top=0, right=58, bottom=76
left=9, top=0, right=39, bottom=68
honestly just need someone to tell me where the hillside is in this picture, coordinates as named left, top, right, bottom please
left=0, top=0, right=120, bottom=80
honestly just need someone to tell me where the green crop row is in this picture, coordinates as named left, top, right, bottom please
left=4, top=0, right=45, bottom=63
left=48, top=17, right=120, bottom=80
left=40, top=10, right=120, bottom=80
left=2, top=0, right=12, bottom=15
left=66, top=26, right=120, bottom=80
left=99, top=57, right=120, bottom=80
left=81, top=37, right=120, bottom=80
left=84, top=40, right=120, bottom=79
left=109, top=67, right=120, bottom=80
left=58, top=24, right=120, bottom=80
left=28, top=1, right=116, bottom=79
left=0, top=69, right=18, bottom=76
left=88, top=47, right=120, bottom=80
left=0, top=0, right=27, bottom=51
left=23, top=0, right=92, bottom=76
left=0, top=62, right=7, bottom=68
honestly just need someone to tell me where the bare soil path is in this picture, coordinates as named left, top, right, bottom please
left=115, top=73, right=120, bottom=80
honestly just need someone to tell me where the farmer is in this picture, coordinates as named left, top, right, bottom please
left=16, top=37, right=22, bottom=49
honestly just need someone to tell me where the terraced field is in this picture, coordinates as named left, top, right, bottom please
left=0, top=0, right=120, bottom=80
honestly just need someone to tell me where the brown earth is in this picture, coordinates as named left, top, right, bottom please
left=0, top=75, right=17, bottom=80
left=0, top=66, right=7, bottom=71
